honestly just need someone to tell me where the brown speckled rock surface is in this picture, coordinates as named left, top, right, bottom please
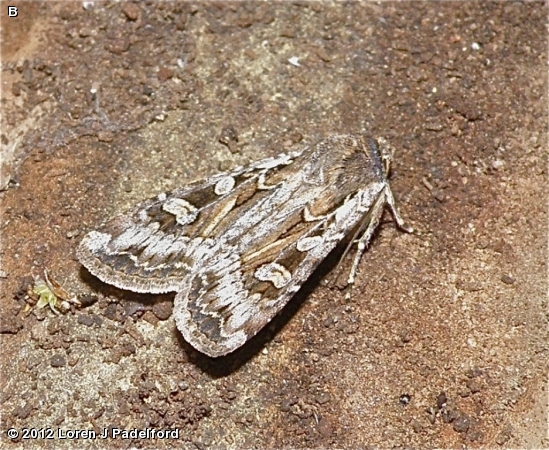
left=1, top=2, right=546, bottom=448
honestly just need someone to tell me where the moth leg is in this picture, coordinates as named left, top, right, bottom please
left=327, top=193, right=379, bottom=288
left=376, top=136, right=413, bottom=233
left=384, top=185, right=414, bottom=233
left=345, top=192, right=387, bottom=295
left=345, top=185, right=413, bottom=298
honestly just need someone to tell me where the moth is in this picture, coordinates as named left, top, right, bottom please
left=77, top=134, right=412, bottom=357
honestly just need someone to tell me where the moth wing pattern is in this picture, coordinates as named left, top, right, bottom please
left=77, top=134, right=411, bottom=358
left=174, top=178, right=391, bottom=357
left=77, top=152, right=298, bottom=294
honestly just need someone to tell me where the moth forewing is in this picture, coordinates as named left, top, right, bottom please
left=77, top=134, right=411, bottom=357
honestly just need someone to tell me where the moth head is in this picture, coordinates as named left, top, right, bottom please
left=375, top=136, right=396, bottom=176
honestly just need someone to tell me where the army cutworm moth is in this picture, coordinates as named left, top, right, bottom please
left=77, top=134, right=412, bottom=357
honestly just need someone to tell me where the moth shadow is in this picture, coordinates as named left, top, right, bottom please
left=80, top=262, right=330, bottom=376
left=78, top=235, right=362, bottom=378
left=189, top=241, right=350, bottom=377
left=78, top=265, right=167, bottom=316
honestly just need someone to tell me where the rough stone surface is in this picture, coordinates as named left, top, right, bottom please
left=1, top=2, right=546, bottom=449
